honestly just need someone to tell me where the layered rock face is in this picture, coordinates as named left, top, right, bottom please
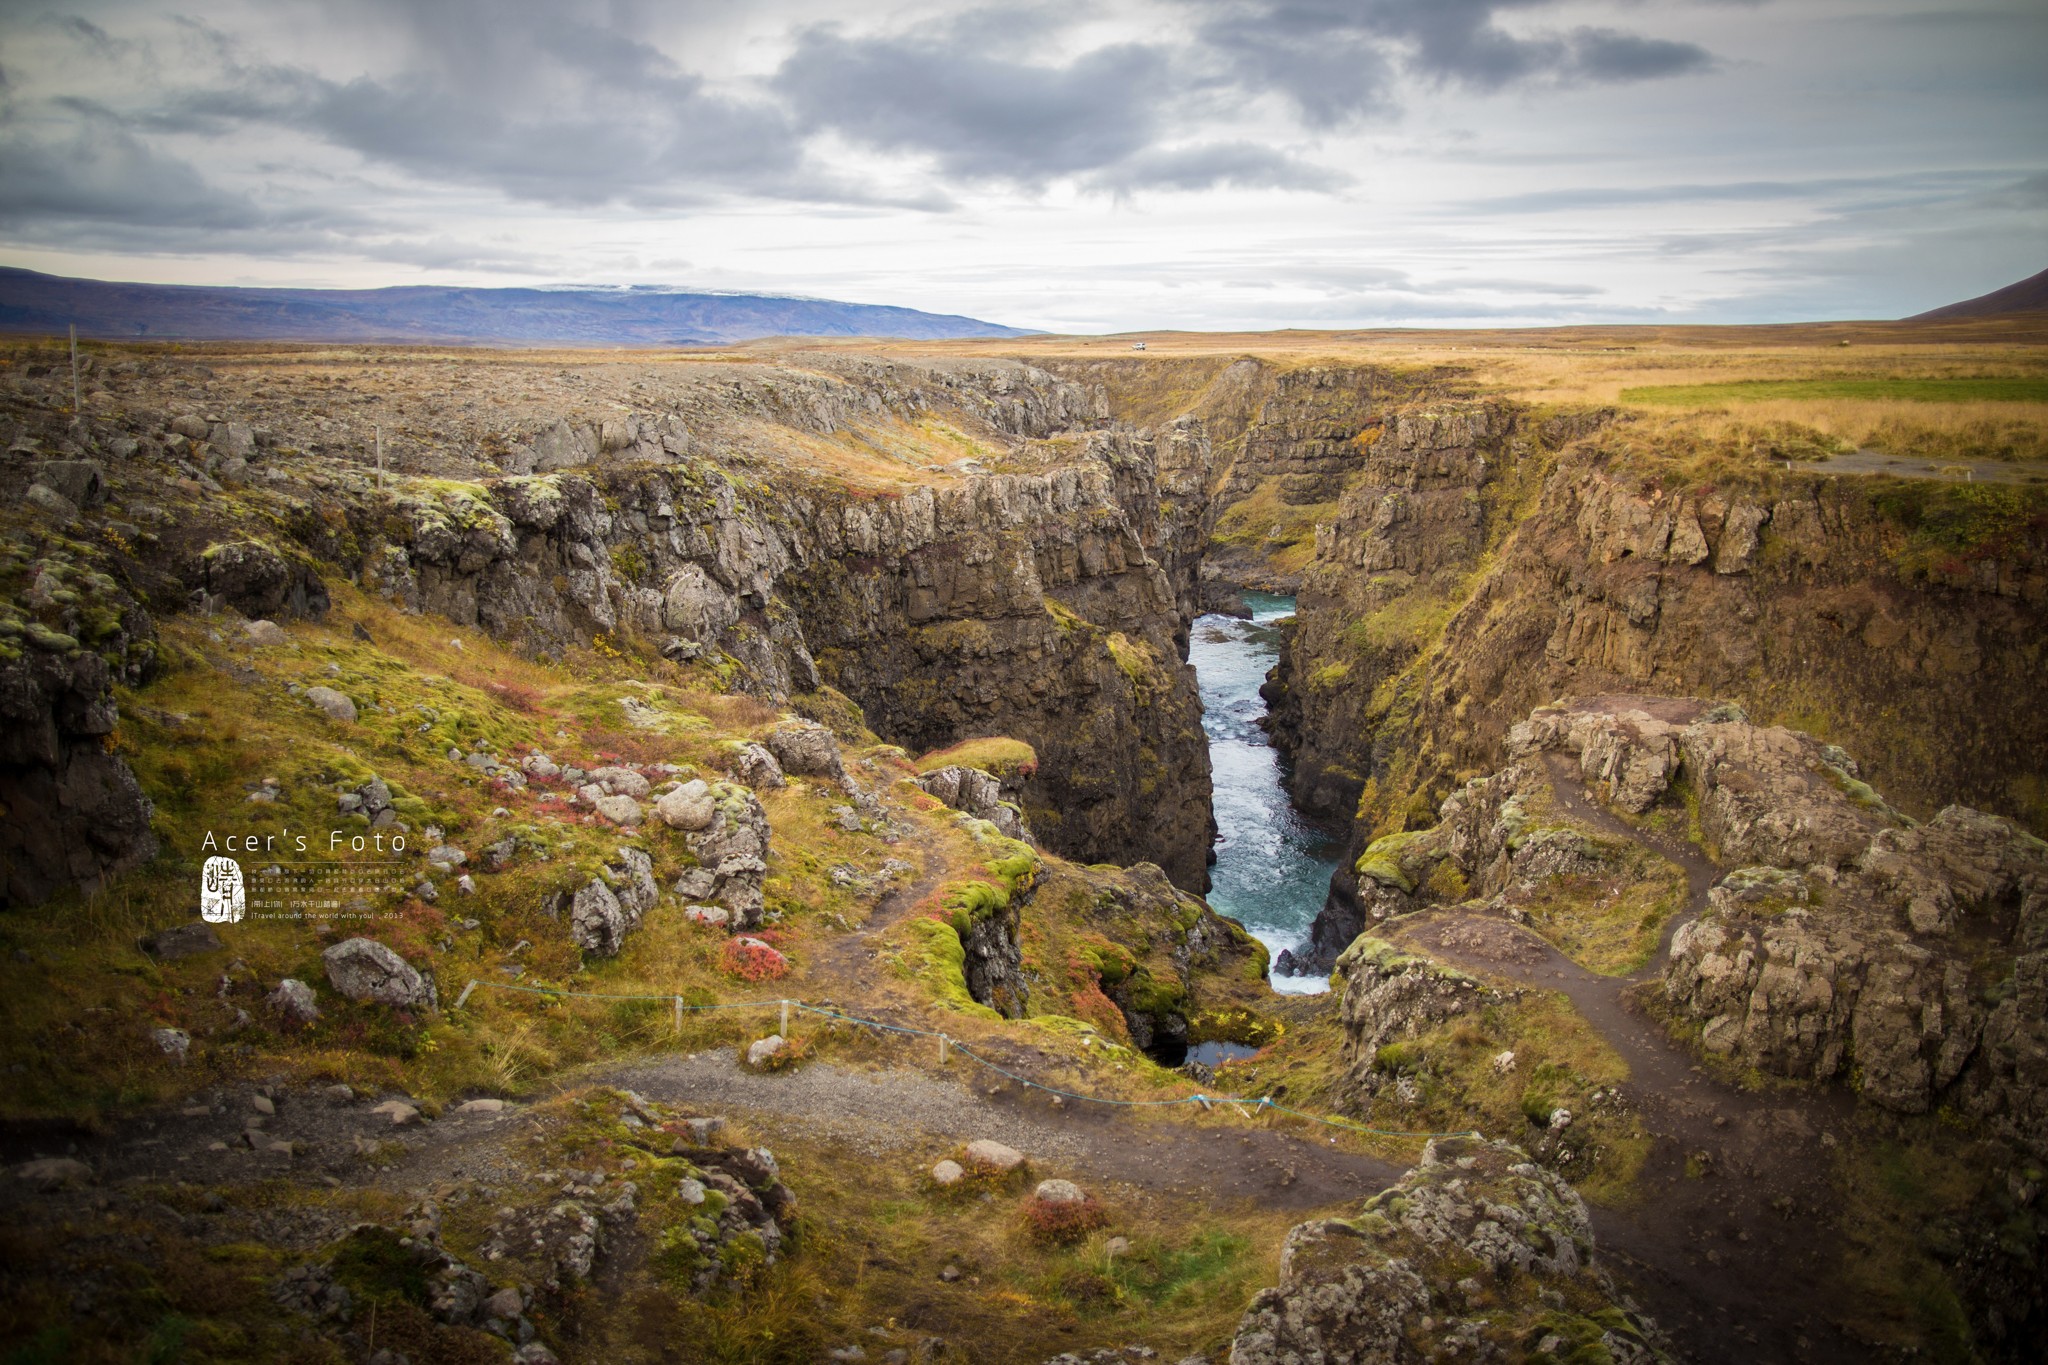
left=1229, top=1135, right=1667, bottom=1365
left=1268, top=421, right=2048, bottom=841
left=0, top=559, right=159, bottom=906
left=0, top=351, right=1227, bottom=900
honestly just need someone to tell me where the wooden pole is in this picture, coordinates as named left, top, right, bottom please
left=69, top=325, right=81, bottom=414
left=375, top=425, right=384, bottom=489
left=939, top=1034, right=949, bottom=1065
left=780, top=999, right=790, bottom=1036
left=673, top=995, right=683, bottom=1036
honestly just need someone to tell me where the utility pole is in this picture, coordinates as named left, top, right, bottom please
left=69, top=325, right=81, bottom=414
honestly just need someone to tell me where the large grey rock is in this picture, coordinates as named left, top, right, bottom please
left=34, top=460, right=106, bottom=508
left=267, top=977, right=321, bottom=1025
left=963, top=1139, right=1025, bottom=1172
left=730, top=743, right=786, bottom=790
left=304, top=686, right=356, bottom=724
left=587, top=765, right=650, bottom=798
left=765, top=719, right=844, bottom=780
left=322, top=938, right=436, bottom=1009
left=593, top=794, right=643, bottom=825
left=140, top=921, right=224, bottom=961
left=655, top=779, right=716, bottom=831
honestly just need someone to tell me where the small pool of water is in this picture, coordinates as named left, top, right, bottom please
left=1189, top=591, right=1340, bottom=995
left=1187, top=1039, right=1261, bottom=1067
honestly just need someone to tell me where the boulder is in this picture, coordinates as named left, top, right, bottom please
left=1032, top=1178, right=1086, bottom=1205
left=594, top=794, right=643, bottom=825
left=24, top=484, right=77, bottom=521
left=322, top=938, right=436, bottom=1009
left=931, top=1159, right=965, bottom=1186
left=152, top=1027, right=191, bottom=1061
left=588, top=765, right=651, bottom=798
left=33, top=459, right=106, bottom=508
left=140, top=921, right=224, bottom=961
left=242, top=620, right=290, bottom=647
left=746, top=1035, right=787, bottom=1067
left=963, top=1139, right=1025, bottom=1173
left=267, top=977, right=321, bottom=1025
left=730, top=743, right=786, bottom=790
left=655, top=779, right=716, bottom=831
left=766, top=719, right=845, bottom=780
left=304, top=686, right=357, bottom=724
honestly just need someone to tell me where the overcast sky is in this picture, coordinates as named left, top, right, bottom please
left=1, top=0, right=2042, bottom=331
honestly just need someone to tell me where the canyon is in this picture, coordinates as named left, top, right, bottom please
left=2, top=328, right=2045, bottom=1363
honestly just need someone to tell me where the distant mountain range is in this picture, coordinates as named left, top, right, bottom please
left=1909, top=267, right=2048, bottom=321
left=0, top=267, right=1033, bottom=346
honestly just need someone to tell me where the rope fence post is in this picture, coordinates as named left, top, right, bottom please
left=453, top=979, right=478, bottom=1010
left=939, top=1034, right=949, bottom=1065
left=673, top=995, right=683, bottom=1036
left=780, top=998, right=790, bottom=1037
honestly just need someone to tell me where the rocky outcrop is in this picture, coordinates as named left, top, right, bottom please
left=563, top=847, right=660, bottom=957
left=1229, top=1135, right=1667, bottom=1365
left=913, top=764, right=1032, bottom=842
left=1269, top=425, right=2048, bottom=842
left=1330, top=936, right=1505, bottom=1103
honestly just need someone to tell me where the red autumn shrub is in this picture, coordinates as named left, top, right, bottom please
left=721, top=937, right=790, bottom=983
left=1021, top=1195, right=1108, bottom=1245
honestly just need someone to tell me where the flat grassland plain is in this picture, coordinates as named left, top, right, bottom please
left=0, top=314, right=2042, bottom=1365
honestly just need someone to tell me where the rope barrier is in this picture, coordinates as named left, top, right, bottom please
left=458, top=977, right=1482, bottom=1142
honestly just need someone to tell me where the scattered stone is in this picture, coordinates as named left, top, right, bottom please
left=455, top=1098, right=508, bottom=1115
left=683, top=906, right=731, bottom=928
left=251, top=1094, right=276, bottom=1116
left=152, top=1027, right=191, bottom=1062
left=13, top=1158, right=93, bottom=1190
left=426, top=844, right=467, bottom=872
left=747, top=1035, right=787, bottom=1067
left=325, top=1084, right=355, bottom=1104
left=931, top=1159, right=965, bottom=1186
left=242, top=619, right=290, bottom=647
left=1491, top=1050, right=1516, bottom=1075
left=304, top=685, right=357, bottom=723
left=1033, top=1179, right=1087, bottom=1206
left=486, top=1285, right=523, bottom=1320
left=370, top=1100, right=421, bottom=1126
left=588, top=765, right=651, bottom=798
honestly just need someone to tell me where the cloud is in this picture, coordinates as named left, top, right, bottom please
left=773, top=24, right=1176, bottom=186
left=1196, top=0, right=1712, bottom=115
left=1083, top=141, right=1350, bottom=194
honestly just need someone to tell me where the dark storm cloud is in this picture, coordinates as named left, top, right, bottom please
left=0, top=0, right=1723, bottom=257
left=772, top=26, right=1177, bottom=186
left=1196, top=0, right=1712, bottom=118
